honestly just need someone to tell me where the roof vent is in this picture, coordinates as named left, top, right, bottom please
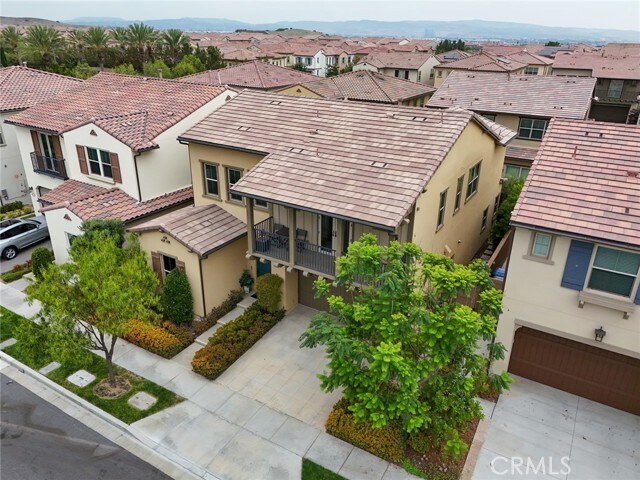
left=370, top=161, right=387, bottom=168
left=412, top=116, right=427, bottom=122
left=237, top=126, right=251, bottom=131
left=287, top=147, right=304, bottom=154
left=269, top=100, right=282, bottom=105
left=626, top=171, right=639, bottom=178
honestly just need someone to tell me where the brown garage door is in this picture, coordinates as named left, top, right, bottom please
left=298, top=273, right=348, bottom=311
left=509, top=327, right=640, bottom=415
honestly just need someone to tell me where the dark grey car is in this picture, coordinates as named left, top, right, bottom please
left=0, top=216, right=50, bottom=259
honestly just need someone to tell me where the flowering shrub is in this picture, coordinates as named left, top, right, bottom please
left=123, top=319, right=183, bottom=358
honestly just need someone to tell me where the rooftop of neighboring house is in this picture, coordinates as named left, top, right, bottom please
left=128, top=204, right=247, bottom=258
left=511, top=119, right=640, bottom=249
left=435, top=49, right=472, bottom=62
left=505, top=51, right=553, bottom=66
left=601, top=43, right=640, bottom=57
left=6, top=72, right=229, bottom=152
left=177, top=60, right=317, bottom=90
left=178, top=90, right=516, bottom=230
left=481, top=44, right=545, bottom=56
left=436, top=52, right=528, bottom=72
left=552, top=52, right=640, bottom=80
left=427, top=71, right=596, bottom=119
left=39, top=180, right=193, bottom=222
left=0, top=66, right=82, bottom=113
left=291, top=70, right=435, bottom=103
left=356, top=51, right=433, bottom=70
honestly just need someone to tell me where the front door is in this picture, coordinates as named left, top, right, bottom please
left=257, top=259, right=271, bottom=277
left=319, top=215, right=335, bottom=251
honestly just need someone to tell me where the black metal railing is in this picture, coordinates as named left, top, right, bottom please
left=253, top=216, right=289, bottom=262
left=594, top=88, right=639, bottom=103
left=295, top=240, right=336, bottom=276
left=31, top=152, right=68, bottom=179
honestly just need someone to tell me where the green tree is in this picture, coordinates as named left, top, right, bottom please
left=194, top=45, right=225, bottom=70
left=325, top=64, right=339, bottom=77
left=291, top=61, right=309, bottom=72
left=1, top=26, right=23, bottom=65
left=300, top=235, right=507, bottom=452
left=161, top=28, right=190, bottom=66
left=26, top=232, right=159, bottom=385
left=125, top=22, right=158, bottom=71
left=84, top=27, right=112, bottom=71
left=72, top=219, right=126, bottom=252
left=70, top=61, right=96, bottom=79
left=545, top=41, right=560, bottom=46
left=112, top=63, right=138, bottom=75
left=490, top=178, right=524, bottom=242
left=435, top=39, right=466, bottom=54
left=161, top=268, right=193, bottom=325
left=31, top=247, right=55, bottom=281
left=171, top=54, right=205, bottom=77
left=21, top=25, right=65, bottom=69
left=341, top=62, right=354, bottom=73
left=143, top=59, right=172, bottom=78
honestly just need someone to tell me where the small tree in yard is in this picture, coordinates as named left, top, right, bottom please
left=300, top=235, right=509, bottom=456
left=490, top=178, right=524, bottom=243
left=31, top=247, right=55, bottom=280
left=161, top=268, right=193, bottom=325
left=26, top=232, right=159, bottom=386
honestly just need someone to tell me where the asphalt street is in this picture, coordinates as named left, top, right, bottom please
left=0, top=373, right=170, bottom=480
left=0, top=238, right=52, bottom=274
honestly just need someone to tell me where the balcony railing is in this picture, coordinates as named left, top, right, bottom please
left=594, top=88, right=639, bottom=103
left=31, top=152, right=68, bottom=179
left=296, top=240, right=336, bottom=277
left=253, top=216, right=289, bottom=263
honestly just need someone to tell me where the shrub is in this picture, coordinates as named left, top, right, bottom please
left=491, top=178, right=524, bottom=242
left=195, top=289, right=245, bottom=335
left=162, top=320, right=195, bottom=345
left=326, top=399, right=405, bottom=463
left=32, top=247, right=55, bottom=280
left=1, top=201, right=23, bottom=214
left=161, top=268, right=193, bottom=325
left=239, top=269, right=254, bottom=289
left=112, top=63, right=138, bottom=75
left=255, top=274, right=283, bottom=313
left=143, top=59, right=172, bottom=78
left=123, top=319, right=184, bottom=358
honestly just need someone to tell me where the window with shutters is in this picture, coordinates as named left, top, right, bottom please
left=85, top=147, right=113, bottom=179
left=587, top=246, right=640, bottom=298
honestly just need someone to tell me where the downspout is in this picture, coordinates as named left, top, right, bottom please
left=199, top=256, right=207, bottom=317
left=133, top=151, right=142, bottom=201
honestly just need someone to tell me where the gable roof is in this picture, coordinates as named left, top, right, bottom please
left=435, top=49, right=472, bottom=62
left=356, top=51, right=432, bottom=70
left=511, top=119, right=640, bottom=249
left=129, top=204, right=247, bottom=257
left=177, top=60, right=317, bottom=90
left=292, top=70, right=435, bottom=103
left=506, top=51, right=553, bottom=66
left=427, top=71, right=596, bottom=119
left=6, top=72, right=229, bottom=152
left=552, top=53, right=640, bottom=80
left=0, top=66, right=82, bottom=113
left=437, top=52, right=527, bottom=73
left=179, top=90, right=515, bottom=230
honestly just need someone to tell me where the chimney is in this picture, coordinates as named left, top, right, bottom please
left=22, top=61, right=27, bottom=67
left=158, top=69, right=163, bottom=79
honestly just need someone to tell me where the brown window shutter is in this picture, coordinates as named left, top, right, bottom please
left=109, top=152, right=122, bottom=183
left=176, top=260, right=186, bottom=273
left=151, top=251, right=162, bottom=280
left=76, top=145, right=89, bottom=175
left=31, top=131, right=42, bottom=155
left=51, top=136, right=63, bottom=159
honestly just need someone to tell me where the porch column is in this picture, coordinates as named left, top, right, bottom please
left=288, top=207, right=296, bottom=265
left=246, top=198, right=255, bottom=255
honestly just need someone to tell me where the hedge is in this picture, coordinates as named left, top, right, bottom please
left=161, top=268, right=193, bottom=325
left=32, top=247, right=55, bottom=281
left=326, top=399, right=405, bottom=463
left=193, top=289, right=244, bottom=336
left=255, top=274, right=283, bottom=313
left=192, top=303, right=285, bottom=379
left=123, top=319, right=184, bottom=358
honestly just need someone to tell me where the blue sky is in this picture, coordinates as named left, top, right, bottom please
left=3, top=1, right=639, bottom=31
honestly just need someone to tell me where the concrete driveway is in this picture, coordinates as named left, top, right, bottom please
left=0, top=238, right=52, bottom=273
left=473, top=375, right=640, bottom=479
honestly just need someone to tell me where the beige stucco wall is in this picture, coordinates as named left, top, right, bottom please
left=411, top=120, right=504, bottom=264
left=493, top=228, right=640, bottom=373
left=352, top=62, right=379, bottom=74
left=552, top=68, right=592, bottom=77
left=493, top=113, right=544, bottom=150
left=277, top=85, right=323, bottom=98
left=43, top=207, right=83, bottom=264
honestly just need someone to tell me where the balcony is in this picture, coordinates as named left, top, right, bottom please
left=594, top=88, right=640, bottom=104
left=31, top=152, right=68, bottom=179
left=253, top=217, right=290, bottom=263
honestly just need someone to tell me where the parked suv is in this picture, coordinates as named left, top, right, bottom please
left=0, top=216, right=50, bottom=259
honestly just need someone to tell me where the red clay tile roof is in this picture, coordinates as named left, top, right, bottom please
left=294, top=70, right=435, bottom=103
left=40, top=181, right=193, bottom=223
left=38, top=179, right=106, bottom=206
left=179, top=90, right=515, bottom=230
left=0, top=66, right=82, bottom=112
left=129, top=204, right=246, bottom=257
left=511, top=119, right=640, bottom=248
left=552, top=53, right=640, bottom=80
left=437, top=52, right=527, bottom=72
left=427, top=71, right=596, bottom=119
left=6, top=72, right=228, bottom=151
left=506, top=146, right=539, bottom=162
left=356, top=51, right=432, bottom=69
left=177, top=60, right=317, bottom=90
left=506, top=51, right=553, bottom=66
left=435, top=50, right=472, bottom=62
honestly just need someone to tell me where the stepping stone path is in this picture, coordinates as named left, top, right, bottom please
left=128, top=392, right=157, bottom=411
left=0, top=338, right=17, bottom=350
left=67, top=370, right=96, bottom=387
left=38, top=362, right=61, bottom=375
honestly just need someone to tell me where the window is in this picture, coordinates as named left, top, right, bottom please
left=161, top=254, right=177, bottom=278
left=226, top=167, right=243, bottom=202
left=482, top=113, right=496, bottom=121
left=404, top=71, right=409, bottom=80
left=418, top=71, right=422, bottom=81
left=436, top=189, right=447, bottom=229
left=66, top=232, right=77, bottom=247
left=255, top=198, right=268, bottom=208
left=481, top=207, right=489, bottom=232
left=0, top=124, right=5, bottom=146
left=419, top=97, right=425, bottom=107
left=466, top=162, right=481, bottom=199
left=394, top=69, right=400, bottom=77
left=587, top=246, right=640, bottom=297
left=295, top=56, right=302, bottom=64
left=454, top=175, right=464, bottom=212
left=305, top=57, right=312, bottom=66
left=607, top=79, right=624, bottom=99
left=437, top=69, right=442, bottom=78
left=524, top=66, right=538, bottom=75
left=203, top=163, right=219, bottom=197
left=518, top=118, right=548, bottom=140
left=86, top=147, right=112, bottom=178
left=430, top=70, right=434, bottom=79
left=503, top=164, right=530, bottom=180
left=341, top=57, right=345, bottom=64
left=492, top=194, right=500, bottom=222
left=530, top=232, right=553, bottom=259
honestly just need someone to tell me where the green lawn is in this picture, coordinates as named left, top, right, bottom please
left=301, top=459, right=346, bottom=480
left=0, top=307, right=183, bottom=424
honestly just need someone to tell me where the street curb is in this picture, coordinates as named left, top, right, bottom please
left=0, top=351, right=209, bottom=480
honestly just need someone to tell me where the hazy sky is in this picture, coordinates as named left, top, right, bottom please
left=2, top=1, right=639, bottom=31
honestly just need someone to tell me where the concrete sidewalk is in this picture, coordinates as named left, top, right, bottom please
left=0, top=281, right=420, bottom=480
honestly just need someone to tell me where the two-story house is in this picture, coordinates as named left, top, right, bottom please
left=131, top=91, right=515, bottom=314
left=493, top=119, right=640, bottom=416
left=433, top=52, right=528, bottom=88
left=353, top=51, right=434, bottom=84
left=427, top=71, right=597, bottom=179
left=5, top=72, right=235, bottom=262
left=0, top=66, right=81, bottom=205
left=288, top=46, right=328, bottom=77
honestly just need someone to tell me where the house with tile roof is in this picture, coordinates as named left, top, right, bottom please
left=352, top=51, right=435, bottom=85
left=427, top=71, right=597, bottom=179
left=152, top=90, right=515, bottom=311
left=433, top=52, right=528, bottom=88
left=277, top=70, right=435, bottom=106
left=490, top=119, right=640, bottom=416
left=0, top=66, right=81, bottom=205
left=5, top=72, right=236, bottom=262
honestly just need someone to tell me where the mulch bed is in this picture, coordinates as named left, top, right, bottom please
left=93, top=376, right=131, bottom=399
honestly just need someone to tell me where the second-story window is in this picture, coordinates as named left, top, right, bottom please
left=436, top=189, right=447, bottom=230
left=607, top=79, right=624, bottom=98
left=226, top=167, right=243, bottom=202
left=482, top=113, right=496, bottom=121
left=518, top=118, right=548, bottom=140
left=454, top=174, right=464, bottom=212
left=587, top=246, right=640, bottom=298
left=0, top=124, right=5, bottom=146
left=530, top=232, right=553, bottom=259
left=203, top=163, right=219, bottom=197
left=481, top=207, right=489, bottom=232
left=466, top=162, right=481, bottom=200
left=524, top=66, right=538, bottom=75
left=86, top=147, right=112, bottom=178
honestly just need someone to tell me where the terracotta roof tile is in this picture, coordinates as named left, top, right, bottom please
left=552, top=53, right=640, bottom=80
left=511, top=119, right=640, bottom=248
left=356, top=51, right=432, bottom=69
left=129, top=204, right=246, bottom=257
left=38, top=179, right=106, bottom=206
left=438, top=52, right=527, bottom=72
left=0, top=66, right=82, bottom=112
left=506, top=146, right=538, bottom=162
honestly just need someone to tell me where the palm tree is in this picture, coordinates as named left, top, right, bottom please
left=66, top=29, right=86, bottom=61
left=0, top=26, right=23, bottom=65
left=161, top=29, right=190, bottom=66
left=21, top=25, right=65, bottom=69
left=125, top=22, right=158, bottom=71
left=111, top=26, right=128, bottom=49
left=83, top=27, right=111, bottom=71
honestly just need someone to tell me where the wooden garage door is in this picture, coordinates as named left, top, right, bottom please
left=509, top=327, right=640, bottom=415
left=298, top=273, right=348, bottom=311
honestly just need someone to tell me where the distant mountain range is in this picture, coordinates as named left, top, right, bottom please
left=65, top=17, right=640, bottom=43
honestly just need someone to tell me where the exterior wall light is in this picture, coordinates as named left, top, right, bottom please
left=594, top=326, right=606, bottom=342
